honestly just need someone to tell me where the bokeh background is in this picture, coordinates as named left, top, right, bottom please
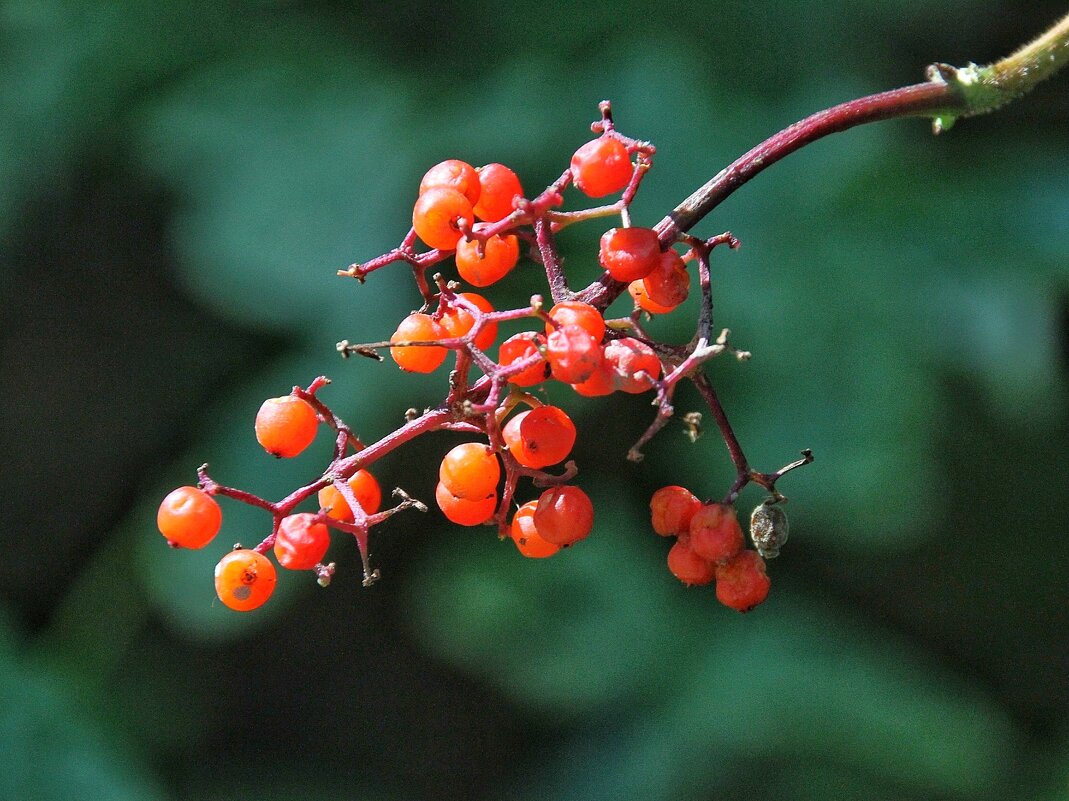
left=2, top=2, right=1067, bottom=799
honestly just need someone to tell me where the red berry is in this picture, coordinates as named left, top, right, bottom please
left=412, top=186, right=473, bottom=251
left=546, top=324, right=603, bottom=384
left=473, top=163, right=523, bottom=222
left=642, top=250, right=690, bottom=308
left=510, top=501, right=560, bottom=558
left=214, top=549, right=277, bottom=612
left=318, top=469, right=383, bottom=521
left=498, top=332, right=548, bottom=387
left=688, top=503, right=744, bottom=564
left=435, top=481, right=496, bottom=526
left=455, top=234, right=520, bottom=287
left=667, top=536, right=716, bottom=586
left=603, top=337, right=660, bottom=394
left=628, top=280, right=676, bottom=315
left=439, top=442, right=501, bottom=500
left=570, top=357, right=616, bottom=397
left=533, top=485, right=593, bottom=546
left=439, top=292, right=498, bottom=351
left=390, top=312, right=448, bottom=373
left=157, top=486, right=222, bottom=549
left=255, top=395, right=319, bottom=458
left=715, top=550, right=771, bottom=612
left=570, top=137, right=632, bottom=197
left=649, top=486, right=701, bottom=536
left=599, top=227, right=661, bottom=282
left=420, top=159, right=481, bottom=205
left=274, top=513, right=331, bottom=570
left=545, top=301, right=605, bottom=342
left=502, top=406, right=576, bottom=468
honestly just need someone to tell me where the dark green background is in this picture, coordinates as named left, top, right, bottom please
left=2, top=2, right=1067, bottom=799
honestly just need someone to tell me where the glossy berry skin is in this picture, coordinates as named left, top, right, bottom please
left=455, top=234, right=520, bottom=287
left=214, top=549, right=277, bottom=612
left=603, top=337, right=660, bottom=394
left=498, top=332, right=548, bottom=387
left=649, top=486, right=701, bottom=537
left=419, top=159, right=481, bottom=205
left=570, top=357, right=615, bottom=397
left=510, top=501, right=560, bottom=558
left=255, top=396, right=319, bottom=458
left=439, top=442, right=501, bottom=500
left=318, top=469, right=383, bottom=521
left=533, top=485, right=594, bottom=546
left=157, top=486, right=222, bottom=549
left=473, top=163, right=523, bottom=222
left=412, top=186, right=473, bottom=251
left=598, top=227, right=661, bottom=282
left=435, top=482, right=496, bottom=526
left=715, top=550, right=771, bottom=612
left=502, top=406, right=576, bottom=468
left=390, top=313, right=448, bottom=373
left=545, top=301, right=605, bottom=342
left=628, top=280, right=676, bottom=315
left=667, top=536, right=716, bottom=586
left=546, top=324, right=603, bottom=384
left=274, top=513, right=331, bottom=570
left=689, top=503, right=744, bottom=565
left=439, top=292, right=498, bottom=351
left=570, top=136, right=632, bottom=197
left=642, top=250, right=690, bottom=308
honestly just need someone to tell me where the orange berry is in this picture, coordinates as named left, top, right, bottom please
left=715, top=550, right=771, bottom=612
left=570, top=136, right=632, bottom=197
left=318, top=470, right=383, bottom=521
left=455, top=234, right=520, bottom=287
left=439, top=442, right=501, bottom=500
left=439, top=292, right=498, bottom=351
left=688, top=503, right=744, bottom=565
left=533, top=485, right=593, bottom=546
left=603, top=337, right=660, bottom=394
left=498, top=332, right=548, bottom=387
left=502, top=406, right=576, bottom=468
left=412, top=186, right=473, bottom=251
left=435, top=481, right=496, bottom=526
left=649, top=486, right=701, bottom=536
left=255, top=395, right=319, bottom=458
left=510, top=501, right=560, bottom=558
left=419, top=159, right=481, bottom=205
left=545, top=301, right=605, bottom=342
left=390, top=312, right=448, bottom=373
left=473, top=163, right=523, bottom=222
left=274, top=513, right=331, bottom=570
left=157, top=486, right=222, bottom=549
left=642, top=250, right=690, bottom=308
left=599, top=227, right=661, bottom=282
left=214, top=549, right=277, bottom=612
left=667, top=536, right=716, bottom=586
left=628, top=280, right=677, bottom=314
left=546, top=324, right=603, bottom=384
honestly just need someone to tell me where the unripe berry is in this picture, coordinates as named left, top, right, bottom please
left=750, top=501, right=789, bottom=559
left=688, top=503, right=744, bottom=564
left=255, top=396, right=319, bottom=458
left=715, top=550, right=771, bottom=612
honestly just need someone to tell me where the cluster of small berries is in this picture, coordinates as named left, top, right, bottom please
left=649, top=486, right=773, bottom=612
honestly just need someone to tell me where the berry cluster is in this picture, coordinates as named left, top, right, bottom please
left=156, top=102, right=813, bottom=613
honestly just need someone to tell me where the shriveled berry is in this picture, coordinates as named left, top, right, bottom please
left=412, top=186, right=473, bottom=251
left=642, top=250, right=690, bottom=308
left=570, top=356, right=616, bottom=397
left=510, top=501, right=560, bottom=558
left=455, top=234, right=520, bottom=287
left=318, top=469, right=383, bottom=521
left=750, top=501, right=789, bottom=559
left=545, top=301, right=605, bottom=342
left=502, top=406, right=576, bottom=469
left=473, top=163, right=523, bottom=222
left=533, top=485, right=593, bottom=546
left=439, top=442, right=500, bottom=500
left=628, top=280, right=676, bottom=315
left=667, top=536, right=716, bottom=586
left=255, top=395, right=319, bottom=458
left=649, top=486, right=701, bottom=537
left=157, top=486, right=222, bottom=549
left=274, top=513, right=330, bottom=570
left=390, top=312, right=448, bottom=373
left=214, top=549, right=277, bottom=612
left=439, top=292, right=498, bottom=351
left=599, top=227, right=661, bottom=282
left=546, top=324, right=603, bottom=384
left=498, top=332, right=548, bottom=387
left=715, top=550, right=771, bottom=612
left=570, top=136, right=632, bottom=197
left=420, top=159, right=481, bottom=205
left=689, top=503, right=744, bottom=564
left=603, top=337, right=660, bottom=394
left=435, top=482, right=496, bottom=526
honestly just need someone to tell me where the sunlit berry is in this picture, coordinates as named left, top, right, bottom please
left=439, top=292, right=498, bottom=351
left=455, top=235, right=520, bottom=287
left=689, top=503, right=744, bottom=564
left=157, top=486, right=222, bottom=549
left=419, top=159, right=481, bottom=205
left=214, top=549, right=277, bottom=612
left=650, top=486, right=701, bottom=536
left=439, top=442, right=501, bottom=500
left=274, top=513, right=331, bottom=570
left=317, top=470, right=383, bottom=521
left=570, top=356, right=616, bottom=397
left=473, top=163, right=523, bottom=222
left=533, top=485, right=594, bottom=546
left=412, top=186, right=473, bottom=251
left=715, top=550, right=771, bottom=612
left=546, top=324, right=603, bottom=384
left=570, top=136, right=632, bottom=197
left=603, top=337, right=660, bottom=394
left=599, top=227, right=661, bottom=282
left=545, top=301, right=605, bottom=342
left=642, top=250, right=690, bottom=308
left=498, top=332, right=549, bottom=387
left=510, top=501, right=560, bottom=558
left=255, top=395, right=319, bottom=458
left=390, top=312, right=448, bottom=373
left=435, top=481, right=496, bottom=526
left=628, top=280, right=676, bottom=315
left=667, top=536, right=716, bottom=586
left=502, top=406, right=576, bottom=468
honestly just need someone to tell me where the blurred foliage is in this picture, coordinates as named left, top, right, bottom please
left=1, top=1, right=1067, bottom=800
